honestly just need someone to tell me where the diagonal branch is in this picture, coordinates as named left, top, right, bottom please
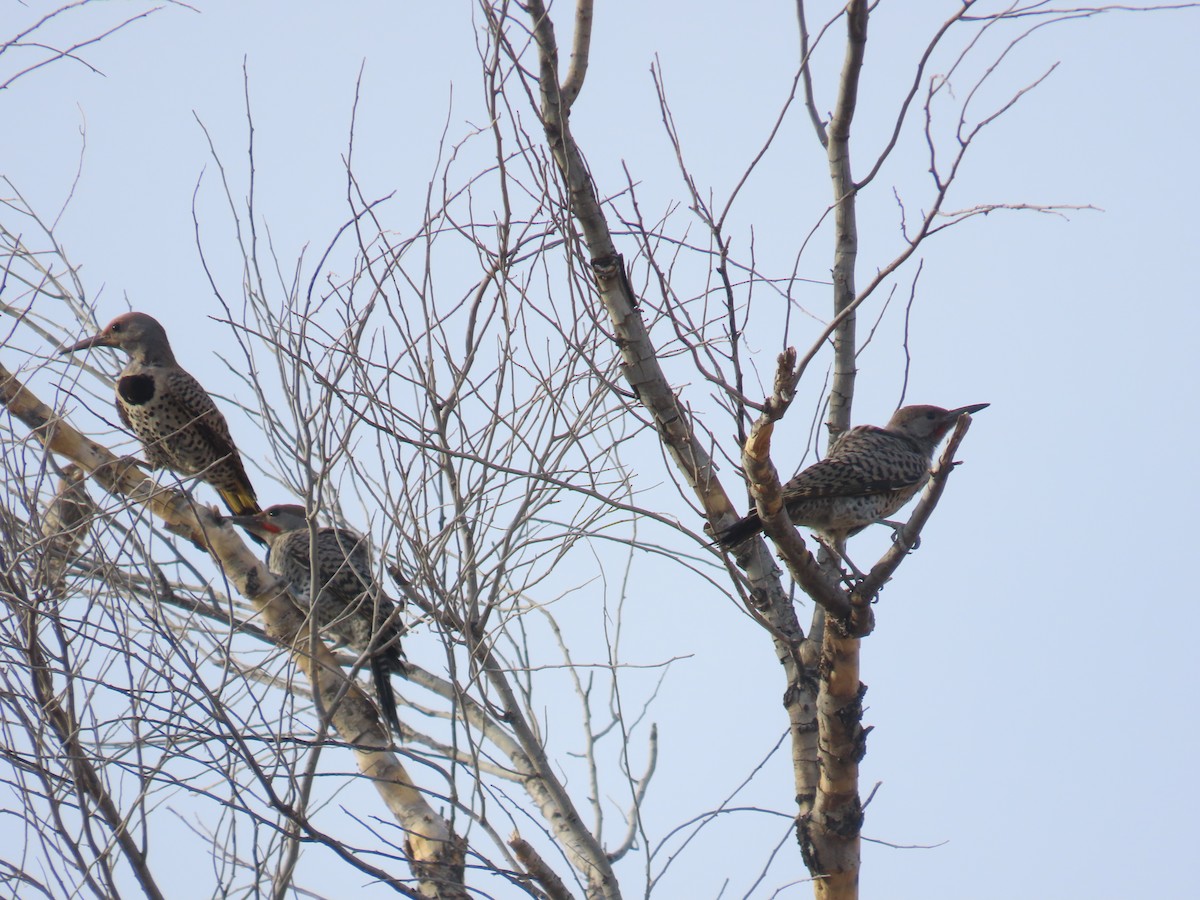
left=740, top=348, right=853, bottom=621
left=855, top=412, right=978, bottom=599
left=395, top=574, right=609, bottom=896
left=508, top=5, right=821, bottom=897
left=519, top=0, right=731, bottom=524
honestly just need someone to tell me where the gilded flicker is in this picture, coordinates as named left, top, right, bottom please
left=715, top=403, right=988, bottom=548
left=60, top=312, right=260, bottom=518
left=227, top=504, right=406, bottom=737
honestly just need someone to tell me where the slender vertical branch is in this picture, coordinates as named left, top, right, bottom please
left=796, top=0, right=829, bottom=147
left=825, top=0, right=867, bottom=441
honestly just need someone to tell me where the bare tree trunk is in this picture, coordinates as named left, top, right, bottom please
left=808, top=4, right=869, bottom=896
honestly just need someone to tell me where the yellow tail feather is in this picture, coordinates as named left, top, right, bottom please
left=219, top=488, right=260, bottom=518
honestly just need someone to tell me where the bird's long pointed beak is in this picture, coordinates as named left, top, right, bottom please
left=948, top=402, right=989, bottom=418
left=225, top=513, right=274, bottom=537
left=59, top=333, right=106, bottom=355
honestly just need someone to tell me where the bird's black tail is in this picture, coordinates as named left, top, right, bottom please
left=714, top=512, right=764, bottom=549
left=370, top=653, right=404, bottom=739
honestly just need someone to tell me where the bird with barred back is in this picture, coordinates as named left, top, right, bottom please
left=715, top=403, right=988, bottom=549
left=227, top=504, right=406, bottom=738
left=60, top=312, right=260, bottom=518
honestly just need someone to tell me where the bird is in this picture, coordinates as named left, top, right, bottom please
left=226, top=504, right=406, bottom=738
left=59, top=312, right=260, bottom=518
left=715, top=403, right=989, bottom=549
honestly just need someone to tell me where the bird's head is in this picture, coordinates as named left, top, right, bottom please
left=887, top=403, right=989, bottom=446
left=226, top=504, right=311, bottom=539
left=60, top=312, right=174, bottom=364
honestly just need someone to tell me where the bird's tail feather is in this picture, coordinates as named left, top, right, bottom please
left=218, top=488, right=259, bottom=517
left=714, top=512, right=764, bottom=549
left=370, top=655, right=403, bottom=740
left=218, top=489, right=267, bottom=545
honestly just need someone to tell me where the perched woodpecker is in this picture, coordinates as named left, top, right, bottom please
left=716, top=403, right=988, bottom=548
left=60, top=312, right=260, bottom=518
left=228, top=504, right=405, bottom=737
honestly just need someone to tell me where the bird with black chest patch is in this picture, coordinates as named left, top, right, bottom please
left=60, top=312, right=260, bottom=519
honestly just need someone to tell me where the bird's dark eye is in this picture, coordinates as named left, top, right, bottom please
left=268, top=510, right=279, bottom=518
left=110, top=323, right=122, bottom=333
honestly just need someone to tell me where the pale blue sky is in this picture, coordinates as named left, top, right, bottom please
left=4, top=2, right=1199, bottom=898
